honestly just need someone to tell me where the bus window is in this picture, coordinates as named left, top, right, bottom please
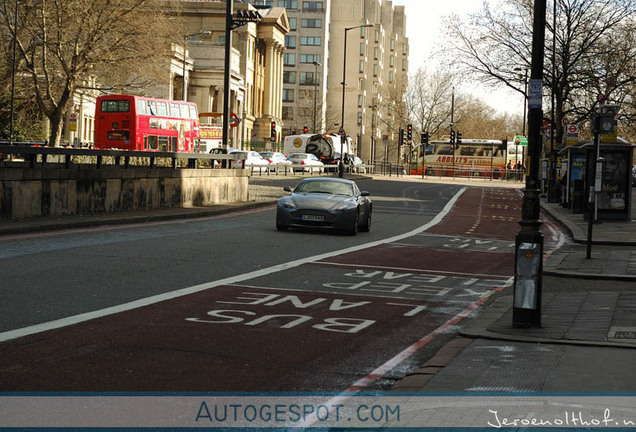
left=101, top=100, right=130, bottom=112
left=137, top=99, right=147, bottom=115
left=189, top=105, right=198, bottom=120
left=148, top=135, right=158, bottom=150
left=437, top=145, right=453, bottom=155
left=460, top=146, right=476, bottom=156
left=170, top=103, right=180, bottom=117
left=180, top=104, right=189, bottom=118
left=156, top=102, right=168, bottom=117
left=159, top=136, right=169, bottom=151
left=170, top=136, right=178, bottom=152
left=143, top=136, right=148, bottom=150
left=147, top=100, right=157, bottom=116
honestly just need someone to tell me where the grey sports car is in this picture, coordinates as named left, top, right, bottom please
left=276, top=177, right=372, bottom=235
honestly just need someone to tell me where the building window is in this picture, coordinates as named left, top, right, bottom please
left=282, top=106, right=294, bottom=120
left=300, top=36, right=322, bottom=46
left=389, top=55, right=394, bottom=67
left=284, top=53, right=296, bottom=66
left=358, top=95, right=363, bottom=108
left=390, top=39, right=395, bottom=51
left=299, top=72, right=318, bottom=85
left=373, top=64, right=378, bottom=77
left=301, top=19, right=322, bottom=28
left=359, top=60, right=364, bottom=73
left=402, top=43, right=407, bottom=55
left=285, top=35, right=296, bottom=48
left=283, top=71, right=296, bottom=84
left=357, top=111, right=362, bottom=125
left=402, top=59, right=407, bottom=71
left=283, top=89, right=295, bottom=102
left=302, top=1, right=323, bottom=12
left=389, top=71, right=394, bottom=83
left=299, top=54, right=320, bottom=63
left=359, top=42, right=365, bottom=56
left=374, top=47, right=378, bottom=60
left=288, top=18, right=297, bottom=30
left=374, top=30, right=379, bottom=43
left=278, top=0, right=298, bottom=8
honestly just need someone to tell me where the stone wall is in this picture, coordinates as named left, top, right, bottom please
left=0, top=166, right=249, bottom=220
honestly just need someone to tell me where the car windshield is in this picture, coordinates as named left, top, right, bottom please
left=294, top=181, right=354, bottom=196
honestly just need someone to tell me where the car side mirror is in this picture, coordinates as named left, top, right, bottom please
left=361, top=191, right=369, bottom=197
left=283, top=186, right=292, bottom=193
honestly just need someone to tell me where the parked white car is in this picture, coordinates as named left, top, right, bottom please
left=260, top=151, right=293, bottom=171
left=288, top=153, right=324, bottom=173
left=230, top=151, right=271, bottom=172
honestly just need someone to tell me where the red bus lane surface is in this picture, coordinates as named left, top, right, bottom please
left=0, top=187, right=563, bottom=392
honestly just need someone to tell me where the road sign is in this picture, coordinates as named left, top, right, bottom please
left=229, top=113, right=240, bottom=128
left=528, top=79, right=543, bottom=109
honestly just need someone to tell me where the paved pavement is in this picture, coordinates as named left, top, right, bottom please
left=2, top=174, right=635, bottom=394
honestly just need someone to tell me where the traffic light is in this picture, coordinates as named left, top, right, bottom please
left=399, top=128, right=405, bottom=146
left=456, top=131, right=462, bottom=147
left=270, top=121, right=276, bottom=140
left=303, top=126, right=309, bottom=134
left=450, top=130, right=456, bottom=145
left=407, top=124, right=412, bottom=142
left=421, top=132, right=429, bottom=145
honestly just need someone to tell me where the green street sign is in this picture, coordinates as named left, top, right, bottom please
left=514, top=135, right=528, bottom=146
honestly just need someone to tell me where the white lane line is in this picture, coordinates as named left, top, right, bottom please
left=0, top=188, right=467, bottom=343
left=314, top=261, right=510, bottom=280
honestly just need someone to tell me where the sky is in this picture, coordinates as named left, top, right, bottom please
left=390, top=0, right=522, bottom=116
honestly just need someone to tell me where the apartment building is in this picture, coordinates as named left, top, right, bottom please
left=329, top=0, right=408, bottom=162
left=248, top=0, right=408, bottom=161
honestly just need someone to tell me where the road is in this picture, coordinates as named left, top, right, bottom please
left=0, top=177, right=565, bottom=392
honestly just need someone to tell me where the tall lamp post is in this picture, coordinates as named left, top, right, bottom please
left=312, top=61, right=321, bottom=133
left=223, top=6, right=262, bottom=149
left=369, top=104, right=377, bottom=162
left=512, top=0, right=547, bottom=328
left=340, top=23, right=373, bottom=178
left=182, top=31, right=211, bottom=102
left=514, top=66, right=529, bottom=177
left=9, top=0, right=20, bottom=146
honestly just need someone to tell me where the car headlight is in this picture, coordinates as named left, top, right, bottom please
left=334, top=203, right=353, bottom=212
left=279, top=199, right=296, bottom=209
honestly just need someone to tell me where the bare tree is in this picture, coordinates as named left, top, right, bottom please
left=443, top=0, right=636, bottom=148
left=0, top=0, right=181, bottom=146
left=405, top=67, right=455, bottom=139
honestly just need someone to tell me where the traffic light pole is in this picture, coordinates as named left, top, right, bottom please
left=512, top=0, right=546, bottom=328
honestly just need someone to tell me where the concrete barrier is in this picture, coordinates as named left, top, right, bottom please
left=0, top=166, right=248, bottom=221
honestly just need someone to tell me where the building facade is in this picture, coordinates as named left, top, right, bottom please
left=249, top=0, right=408, bottom=162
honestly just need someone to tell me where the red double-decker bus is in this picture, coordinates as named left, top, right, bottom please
left=94, top=94, right=200, bottom=152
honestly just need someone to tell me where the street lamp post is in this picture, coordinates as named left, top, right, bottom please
left=312, top=61, right=321, bottom=133
left=515, top=66, right=529, bottom=179
left=369, top=104, right=377, bottom=162
left=340, top=23, right=373, bottom=178
left=182, top=31, right=211, bottom=102
left=512, top=0, right=547, bottom=329
left=9, top=0, right=20, bottom=146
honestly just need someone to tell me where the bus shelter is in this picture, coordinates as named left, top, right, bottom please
left=561, top=138, right=633, bottom=221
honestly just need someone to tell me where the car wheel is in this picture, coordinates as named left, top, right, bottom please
left=276, top=216, right=288, bottom=231
left=360, top=208, right=371, bottom=232
left=348, top=211, right=359, bottom=236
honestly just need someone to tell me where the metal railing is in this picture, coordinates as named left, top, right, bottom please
left=0, top=144, right=244, bottom=169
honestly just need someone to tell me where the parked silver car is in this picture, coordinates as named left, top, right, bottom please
left=276, top=177, right=372, bottom=235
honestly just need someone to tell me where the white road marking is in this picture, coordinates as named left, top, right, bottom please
left=0, top=188, right=467, bottom=343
